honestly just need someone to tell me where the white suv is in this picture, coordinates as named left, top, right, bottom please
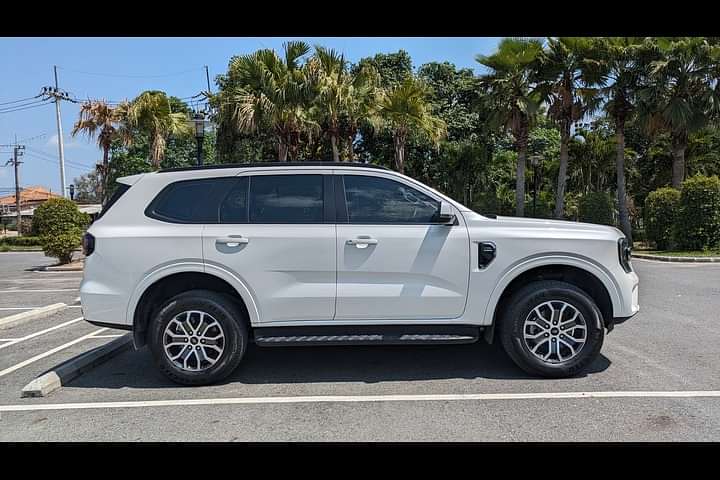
left=80, top=162, right=639, bottom=385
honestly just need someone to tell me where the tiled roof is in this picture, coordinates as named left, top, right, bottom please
left=0, top=186, right=61, bottom=206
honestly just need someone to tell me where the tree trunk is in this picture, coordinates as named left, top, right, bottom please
left=277, top=141, right=288, bottom=162
left=671, top=133, right=686, bottom=189
left=554, top=126, right=570, bottom=219
left=347, top=134, right=356, bottom=162
left=101, top=146, right=109, bottom=204
left=515, top=124, right=528, bottom=217
left=615, top=121, right=632, bottom=243
left=393, top=133, right=405, bottom=174
left=330, top=135, right=340, bottom=162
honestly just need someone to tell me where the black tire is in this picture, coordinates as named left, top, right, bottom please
left=499, top=280, right=605, bottom=378
left=148, top=289, right=248, bottom=386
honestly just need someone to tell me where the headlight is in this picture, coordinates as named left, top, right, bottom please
left=618, top=237, right=632, bottom=273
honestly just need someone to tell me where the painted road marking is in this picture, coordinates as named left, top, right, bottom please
left=0, top=307, right=38, bottom=311
left=0, top=317, right=84, bottom=351
left=0, top=289, right=78, bottom=293
left=88, top=334, right=124, bottom=339
left=0, top=328, right=106, bottom=378
left=1, top=390, right=720, bottom=413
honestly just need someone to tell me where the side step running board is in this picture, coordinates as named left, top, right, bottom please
left=254, top=325, right=481, bottom=347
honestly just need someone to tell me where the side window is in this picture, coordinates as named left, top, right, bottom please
left=146, top=177, right=236, bottom=223
left=219, top=177, right=249, bottom=223
left=343, top=175, right=440, bottom=224
left=249, top=175, right=324, bottom=224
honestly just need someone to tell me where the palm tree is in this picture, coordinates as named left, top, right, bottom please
left=311, top=46, right=347, bottom=161
left=310, top=46, right=380, bottom=162
left=637, top=37, right=714, bottom=188
left=71, top=99, right=131, bottom=202
left=590, top=37, right=659, bottom=242
left=374, top=76, right=446, bottom=174
left=228, top=41, right=318, bottom=161
left=477, top=37, right=544, bottom=217
left=126, top=91, right=192, bottom=168
left=536, top=37, right=604, bottom=218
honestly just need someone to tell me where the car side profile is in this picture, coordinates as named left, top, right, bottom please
left=80, top=162, right=639, bottom=385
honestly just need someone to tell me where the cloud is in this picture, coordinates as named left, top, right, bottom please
left=46, top=134, right=83, bottom=150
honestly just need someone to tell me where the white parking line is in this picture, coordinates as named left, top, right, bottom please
left=0, top=328, right=106, bottom=378
left=88, top=334, right=124, bottom=339
left=0, top=307, right=38, bottom=311
left=1, top=390, right=720, bottom=413
left=0, top=317, right=84, bottom=351
left=0, top=289, right=78, bottom=293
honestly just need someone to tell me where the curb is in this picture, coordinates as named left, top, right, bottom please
left=21, top=334, right=133, bottom=398
left=41, top=263, right=84, bottom=272
left=0, top=303, right=67, bottom=329
left=632, top=253, right=720, bottom=263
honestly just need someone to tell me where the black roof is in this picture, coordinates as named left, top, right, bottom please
left=158, top=162, right=390, bottom=173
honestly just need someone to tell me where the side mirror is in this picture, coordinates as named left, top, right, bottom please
left=436, top=201, right=456, bottom=225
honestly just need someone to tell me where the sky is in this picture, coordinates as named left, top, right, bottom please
left=0, top=37, right=502, bottom=196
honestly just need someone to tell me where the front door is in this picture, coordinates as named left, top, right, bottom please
left=335, top=173, right=470, bottom=321
left=203, top=172, right=336, bottom=324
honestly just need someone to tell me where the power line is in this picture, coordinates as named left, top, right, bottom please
left=0, top=94, right=42, bottom=106
left=0, top=100, right=53, bottom=114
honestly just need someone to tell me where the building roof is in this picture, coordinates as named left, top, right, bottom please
left=0, top=186, right=61, bottom=206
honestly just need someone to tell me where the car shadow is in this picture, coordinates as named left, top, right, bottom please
left=66, top=341, right=612, bottom=390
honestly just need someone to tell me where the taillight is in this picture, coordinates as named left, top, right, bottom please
left=82, top=233, right=95, bottom=256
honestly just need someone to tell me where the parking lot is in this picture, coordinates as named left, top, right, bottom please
left=1, top=251, right=719, bottom=441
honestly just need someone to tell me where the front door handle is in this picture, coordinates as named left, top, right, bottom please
left=346, top=236, right=378, bottom=249
left=216, top=235, right=249, bottom=247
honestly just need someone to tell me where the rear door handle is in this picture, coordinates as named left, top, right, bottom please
left=346, top=236, right=378, bottom=249
left=216, top=235, right=249, bottom=247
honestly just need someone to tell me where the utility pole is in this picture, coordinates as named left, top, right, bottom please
left=40, top=69, right=72, bottom=199
left=3, top=139, right=25, bottom=235
left=204, top=65, right=212, bottom=93
left=54, top=66, right=66, bottom=198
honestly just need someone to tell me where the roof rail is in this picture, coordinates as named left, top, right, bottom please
left=158, top=161, right=390, bottom=173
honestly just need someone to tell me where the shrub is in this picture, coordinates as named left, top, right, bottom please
left=644, top=187, right=681, bottom=250
left=32, top=198, right=90, bottom=264
left=0, top=236, right=42, bottom=246
left=675, top=175, right=720, bottom=251
left=41, top=229, right=83, bottom=264
left=578, top=192, right=615, bottom=226
left=33, top=198, right=90, bottom=237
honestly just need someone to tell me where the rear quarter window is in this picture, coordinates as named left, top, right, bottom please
left=145, top=177, right=237, bottom=223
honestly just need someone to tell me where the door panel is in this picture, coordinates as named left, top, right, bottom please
left=202, top=172, right=336, bottom=324
left=335, top=173, right=470, bottom=321
left=203, top=224, right=336, bottom=323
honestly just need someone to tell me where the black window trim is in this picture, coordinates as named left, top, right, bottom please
left=338, top=173, right=448, bottom=226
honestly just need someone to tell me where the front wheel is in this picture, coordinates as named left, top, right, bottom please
left=499, top=280, right=605, bottom=378
left=148, top=290, right=248, bottom=386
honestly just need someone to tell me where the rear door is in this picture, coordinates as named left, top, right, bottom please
left=202, top=170, right=336, bottom=324
left=335, top=172, right=470, bottom=321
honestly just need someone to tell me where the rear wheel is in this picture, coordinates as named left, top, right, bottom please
left=499, top=280, right=605, bottom=378
left=148, top=290, right=247, bottom=386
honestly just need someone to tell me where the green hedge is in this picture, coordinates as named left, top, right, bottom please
left=675, top=175, right=720, bottom=250
left=0, top=236, right=42, bottom=246
left=32, top=198, right=90, bottom=264
left=578, top=192, right=615, bottom=226
left=645, top=187, right=681, bottom=250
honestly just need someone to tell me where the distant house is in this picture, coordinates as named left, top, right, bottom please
left=0, top=186, right=102, bottom=223
left=0, top=186, right=61, bottom=210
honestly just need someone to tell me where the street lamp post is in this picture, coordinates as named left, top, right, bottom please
left=192, top=112, right=205, bottom=166
left=530, top=155, right=543, bottom=218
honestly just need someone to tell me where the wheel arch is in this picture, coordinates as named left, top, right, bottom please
left=483, top=255, right=620, bottom=343
left=127, top=263, right=259, bottom=348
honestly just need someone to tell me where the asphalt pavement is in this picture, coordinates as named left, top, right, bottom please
left=1, top=252, right=719, bottom=441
